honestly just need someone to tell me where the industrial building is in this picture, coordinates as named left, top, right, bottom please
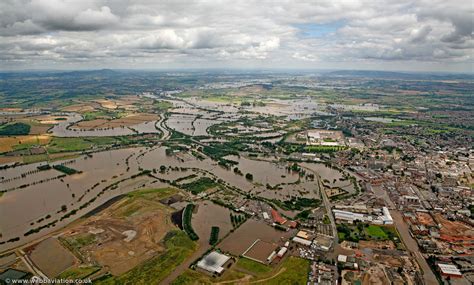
left=332, top=207, right=393, bottom=225
left=196, top=251, right=232, bottom=275
left=437, top=264, right=462, bottom=278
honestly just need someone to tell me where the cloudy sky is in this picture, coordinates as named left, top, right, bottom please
left=0, top=0, right=472, bottom=72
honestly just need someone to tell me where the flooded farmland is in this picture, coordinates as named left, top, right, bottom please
left=219, top=219, right=294, bottom=256
left=49, top=113, right=160, bottom=137
left=0, top=146, right=328, bottom=251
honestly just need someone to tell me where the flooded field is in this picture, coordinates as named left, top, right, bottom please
left=0, top=145, right=327, bottom=252
left=245, top=98, right=322, bottom=119
left=191, top=201, right=233, bottom=246
left=225, top=155, right=299, bottom=186
left=219, top=219, right=294, bottom=256
left=165, top=114, right=196, bottom=136
left=49, top=113, right=160, bottom=137
left=0, top=148, right=172, bottom=250
left=252, top=180, right=320, bottom=200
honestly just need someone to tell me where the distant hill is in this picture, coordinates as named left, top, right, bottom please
left=324, top=70, right=474, bottom=80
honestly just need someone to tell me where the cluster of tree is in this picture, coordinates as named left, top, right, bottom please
left=183, top=204, right=199, bottom=240
left=0, top=122, right=30, bottom=135
left=53, top=164, right=79, bottom=175
left=180, top=177, right=218, bottom=195
left=230, top=213, right=246, bottom=228
left=209, top=226, right=220, bottom=245
left=233, top=167, right=243, bottom=175
left=245, top=173, right=253, bottom=181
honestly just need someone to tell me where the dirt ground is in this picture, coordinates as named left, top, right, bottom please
left=416, top=212, right=436, bottom=227
left=61, top=103, right=96, bottom=112
left=61, top=193, right=176, bottom=275
left=32, top=115, right=69, bottom=125
left=434, top=213, right=474, bottom=238
left=359, top=240, right=396, bottom=250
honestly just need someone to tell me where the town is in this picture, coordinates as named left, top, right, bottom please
left=0, top=70, right=472, bottom=285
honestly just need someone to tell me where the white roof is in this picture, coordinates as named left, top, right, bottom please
left=292, top=236, right=312, bottom=246
left=438, top=264, right=462, bottom=276
left=337, top=255, right=347, bottom=262
left=382, top=207, right=393, bottom=223
left=197, top=251, right=231, bottom=273
left=277, top=247, right=288, bottom=256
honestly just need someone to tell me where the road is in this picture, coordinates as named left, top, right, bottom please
left=370, top=184, right=437, bottom=284
left=390, top=210, right=438, bottom=285
left=301, top=165, right=338, bottom=244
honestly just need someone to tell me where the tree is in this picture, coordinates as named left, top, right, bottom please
left=245, top=173, right=253, bottom=181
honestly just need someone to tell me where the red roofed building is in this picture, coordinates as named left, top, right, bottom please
left=271, top=209, right=287, bottom=224
left=287, top=221, right=298, bottom=228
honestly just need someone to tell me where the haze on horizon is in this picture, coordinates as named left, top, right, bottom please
left=0, top=0, right=472, bottom=73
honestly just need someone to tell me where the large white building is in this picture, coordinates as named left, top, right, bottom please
left=333, top=209, right=372, bottom=223
left=333, top=207, right=393, bottom=225
left=197, top=251, right=231, bottom=275
left=381, top=207, right=393, bottom=225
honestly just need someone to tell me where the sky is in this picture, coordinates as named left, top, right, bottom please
left=0, top=0, right=472, bottom=72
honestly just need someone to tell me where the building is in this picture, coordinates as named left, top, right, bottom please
left=0, top=269, right=31, bottom=285
left=271, top=209, right=287, bottom=224
left=381, top=207, right=394, bottom=225
left=277, top=247, right=288, bottom=257
left=306, top=129, right=345, bottom=146
left=262, top=212, right=270, bottom=220
left=293, top=236, right=312, bottom=246
left=296, top=230, right=311, bottom=240
left=197, top=251, right=232, bottom=275
left=437, top=263, right=462, bottom=278
left=337, top=255, right=348, bottom=263
left=333, top=209, right=371, bottom=224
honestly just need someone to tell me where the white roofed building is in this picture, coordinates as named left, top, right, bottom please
left=197, top=251, right=232, bottom=275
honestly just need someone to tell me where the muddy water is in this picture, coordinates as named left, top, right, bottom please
left=192, top=201, right=233, bottom=245
left=165, top=114, right=195, bottom=135
left=192, top=118, right=222, bottom=136
left=49, top=113, right=160, bottom=137
left=252, top=179, right=320, bottom=201
left=301, top=163, right=344, bottom=186
left=224, top=155, right=299, bottom=185
left=0, top=147, right=184, bottom=251
left=0, top=147, right=325, bottom=252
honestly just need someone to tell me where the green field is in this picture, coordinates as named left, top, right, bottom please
left=338, top=223, right=400, bottom=243
left=172, top=256, right=308, bottom=285
left=263, top=257, right=309, bottom=285
left=47, top=137, right=117, bottom=153
left=126, top=187, right=177, bottom=199
left=171, top=269, right=246, bottom=285
left=96, top=230, right=196, bottom=285
left=0, top=122, right=31, bottom=135
left=365, top=225, right=389, bottom=239
left=57, top=266, right=100, bottom=279
left=180, top=177, right=219, bottom=194
left=235, top=257, right=272, bottom=275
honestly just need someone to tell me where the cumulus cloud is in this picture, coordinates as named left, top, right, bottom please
left=0, top=0, right=472, bottom=71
